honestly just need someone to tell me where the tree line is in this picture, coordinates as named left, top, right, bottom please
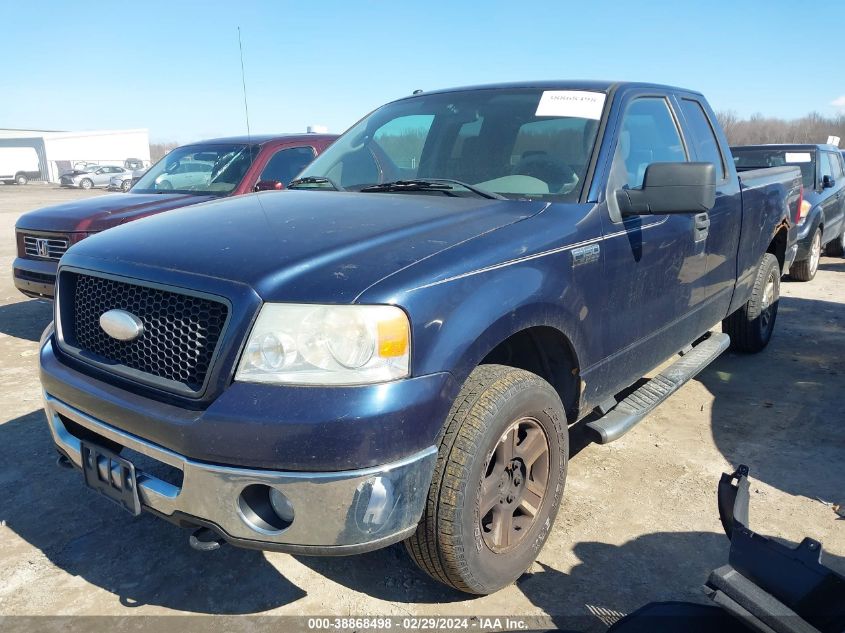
left=717, top=111, right=845, bottom=147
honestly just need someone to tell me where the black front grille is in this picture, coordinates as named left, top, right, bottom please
left=61, top=272, right=229, bottom=393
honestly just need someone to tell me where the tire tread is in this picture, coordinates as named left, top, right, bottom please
left=405, top=365, right=559, bottom=593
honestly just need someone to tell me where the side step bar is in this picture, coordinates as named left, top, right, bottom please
left=586, top=332, right=730, bottom=444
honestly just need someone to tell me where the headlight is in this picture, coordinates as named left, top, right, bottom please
left=235, top=304, right=410, bottom=385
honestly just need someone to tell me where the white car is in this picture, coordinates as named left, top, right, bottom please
left=153, top=161, right=213, bottom=190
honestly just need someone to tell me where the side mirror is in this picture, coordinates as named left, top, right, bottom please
left=254, top=180, right=284, bottom=192
left=822, top=175, right=835, bottom=189
left=617, top=162, right=716, bottom=216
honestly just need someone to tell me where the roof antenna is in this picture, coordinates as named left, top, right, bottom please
left=237, top=26, right=252, bottom=142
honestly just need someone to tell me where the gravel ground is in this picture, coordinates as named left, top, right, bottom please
left=0, top=185, right=842, bottom=630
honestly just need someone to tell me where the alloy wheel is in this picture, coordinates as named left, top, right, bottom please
left=479, top=417, right=550, bottom=553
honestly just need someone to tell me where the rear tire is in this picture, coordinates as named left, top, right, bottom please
left=121, top=179, right=132, bottom=192
left=405, top=364, right=567, bottom=594
left=723, top=253, right=780, bottom=353
left=789, top=228, right=821, bottom=281
left=15, top=173, right=28, bottom=185
left=80, top=178, right=93, bottom=190
left=826, top=228, right=845, bottom=257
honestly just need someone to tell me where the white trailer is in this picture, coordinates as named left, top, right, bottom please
left=0, top=129, right=150, bottom=183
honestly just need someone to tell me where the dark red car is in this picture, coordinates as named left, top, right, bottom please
left=13, top=133, right=337, bottom=298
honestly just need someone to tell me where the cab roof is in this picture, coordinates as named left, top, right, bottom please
left=184, top=133, right=338, bottom=146
left=398, top=80, right=698, bottom=99
left=732, top=143, right=842, bottom=152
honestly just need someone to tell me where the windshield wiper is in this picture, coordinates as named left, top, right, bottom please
left=288, top=176, right=344, bottom=191
left=360, top=178, right=505, bottom=200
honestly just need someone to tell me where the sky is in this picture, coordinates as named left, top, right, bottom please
left=2, top=0, right=844, bottom=144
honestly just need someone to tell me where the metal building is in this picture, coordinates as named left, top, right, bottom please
left=0, top=128, right=150, bottom=183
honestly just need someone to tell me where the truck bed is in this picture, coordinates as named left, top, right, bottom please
left=728, top=165, right=802, bottom=315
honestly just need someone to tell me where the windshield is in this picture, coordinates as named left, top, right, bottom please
left=132, top=143, right=258, bottom=195
left=296, top=88, right=605, bottom=201
left=732, top=148, right=816, bottom=190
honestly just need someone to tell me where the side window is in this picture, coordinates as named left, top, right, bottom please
left=259, top=146, right=317, bottom=185
left=608, top=97, right=686, bottom=193
left=820, top=151, right=834, bottom=184
left=679, top=99, right=726, bottom=180
left=373, top=114, right=435, bottom=171
left=827, top=152, right=843, bottom=180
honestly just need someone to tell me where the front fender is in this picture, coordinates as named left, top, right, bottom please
left=402, top=264, right=588, bottom=385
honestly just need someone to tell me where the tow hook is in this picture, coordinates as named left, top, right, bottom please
left=189, top=527, right=226, bottom=552
left=56, top=453, right=73, bottom=469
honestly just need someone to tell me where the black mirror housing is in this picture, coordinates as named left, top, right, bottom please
left=617, top=162, right=716, bottom=216
left=822, top=175, right=835, bottom=189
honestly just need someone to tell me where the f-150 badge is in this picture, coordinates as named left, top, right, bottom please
left=571, top=243, right=600, bottom=266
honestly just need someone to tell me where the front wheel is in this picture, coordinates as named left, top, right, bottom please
left=722, top=252, right=780, bottom=353
left=121, top=179, right=132, bottom=192
left=405, top=364, right=567, bottom=594
left=15, top=173, right=28, bottom=185
left=80, top=178, right=93, bottom=190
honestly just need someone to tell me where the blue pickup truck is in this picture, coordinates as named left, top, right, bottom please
left=732, top=144, right=845, bottom=280
left=39, top=81, right=801, bottom=594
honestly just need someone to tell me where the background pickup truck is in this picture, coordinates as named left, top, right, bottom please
left=40, top=81, right=801, bottom=595
left=732, top=143, right=845, bottom=280
left=13, top=133, right=336, bottom=298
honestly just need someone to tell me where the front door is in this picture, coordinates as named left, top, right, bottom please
left=589, top=95, right=707, bottom=400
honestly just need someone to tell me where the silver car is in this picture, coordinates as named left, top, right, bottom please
left=60, top=165, right=130, bottom=189
left=108, top=168, right=148, bottom=192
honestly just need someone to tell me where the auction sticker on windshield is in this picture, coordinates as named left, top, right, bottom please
left=785, top=152, right=812, bottom=163
left=536, top=90, right=606, bottom=119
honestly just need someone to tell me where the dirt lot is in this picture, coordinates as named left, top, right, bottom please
left=0, top=185, right=842, bottom=629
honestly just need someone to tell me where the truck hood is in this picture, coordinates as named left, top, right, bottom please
left=68, top=190, right=547, bottom=303
left=15, top=192, right=218, bottom=233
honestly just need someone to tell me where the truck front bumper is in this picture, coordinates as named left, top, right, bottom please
left=13, top=257, right=57, bottom=298
left=45, top=393, right=437, bottom=554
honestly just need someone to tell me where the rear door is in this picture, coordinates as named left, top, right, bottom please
left=676, top=96, right=740, bottom=328
left=822, top=151, right=845, bottom=240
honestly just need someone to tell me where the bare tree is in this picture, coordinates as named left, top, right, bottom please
left=149, top=141, right=180, bottom=163
left=717, top=111, right=844, bottom=147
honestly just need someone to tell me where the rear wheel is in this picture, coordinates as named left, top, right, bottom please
left=15, top=173, right=28, bottom=185
left=80, top=178, right=93, bottom=190
left=121, top=179, right=132, bottom=192
left=826, top=228, right=845, bottom=257
left=790, top=228, right=821, bottom=281
left=405, top=364, right=567, bottom=594
left=723, top=252, right=780, bottom=353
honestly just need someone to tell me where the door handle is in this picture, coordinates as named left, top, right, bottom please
left=694, top=212, right=710, bottom=241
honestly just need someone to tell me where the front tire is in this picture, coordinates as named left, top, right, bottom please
left=80, top=178, right=93, bottom=190
left=15, top=173, right=28, bottom=185
left=405, top=364, right=567, bottom=594
left=789, top=228, right=821, bottom=281
left=121, top=179, right=132, bottom=192
left=723, top=252, right=780, bottom=353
